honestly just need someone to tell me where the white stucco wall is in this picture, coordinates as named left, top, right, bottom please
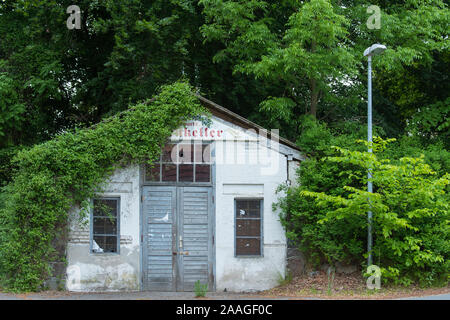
left=65, top=115, right=300, bottom=292
left=66, top=165, right=141, bottom=292
left=213, top=123, right=289, bottom=292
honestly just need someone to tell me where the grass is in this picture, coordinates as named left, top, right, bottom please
left=194, top=280, right=208, bottom=298
left=277, top=271, right=293, bottom=286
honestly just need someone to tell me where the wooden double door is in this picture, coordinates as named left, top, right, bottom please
left=142, top=186, right=214, bottom=291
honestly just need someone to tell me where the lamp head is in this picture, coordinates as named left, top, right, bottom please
left=364, top=44, right=387, bottom=57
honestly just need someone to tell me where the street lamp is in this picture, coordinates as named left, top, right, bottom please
left=363, top=43, right=386, bottom=266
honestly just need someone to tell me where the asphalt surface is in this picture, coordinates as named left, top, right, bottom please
left=0, top=291, right=316, bottom=300
left=0, top=291, right=448, bottom=300
left=397, top=293, right=450, bottom=300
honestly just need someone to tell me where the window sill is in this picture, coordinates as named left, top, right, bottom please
left=89, top=252, right=121, bottom=256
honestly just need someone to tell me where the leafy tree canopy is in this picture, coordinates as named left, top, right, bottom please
left=200, top=0, right=449, bottom=139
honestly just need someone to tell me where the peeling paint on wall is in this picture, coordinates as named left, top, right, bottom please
left=66, top=165, right=141, bottom=292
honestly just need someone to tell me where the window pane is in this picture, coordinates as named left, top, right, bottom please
left=162, top=144, right=177, bottom=163
left=236, top=219, right=260, bottom=237
left=93, top=199, right=117, bottom=217
left=145, top=163, right=160, bottom=182
left=236, top=200, right=261, bottom=218
left=236, top=238, right=261, bottom=256
left=93, top=236, right=117, bottom=253
left=248, top=209, right=261, bottom=217
left=93, top=217, right=117, bottom=235
left=162, top=164, right=177, bottom=181
left=236, top=200, right=247, bottom=216
left=249, top=200, right=261, bottom=210
left=179, top=164, right=194, bottom=182
left=195, top=164, right=210, bottom=182
left=178, top=144, right=193, bottom=163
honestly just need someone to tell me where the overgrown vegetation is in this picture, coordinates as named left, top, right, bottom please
left=277, top=117, right=449, bottom=287
left=0, top=0, right=448, bottom=293
left=194, top=280, right=208, bottom=297
left=0, top=81, right=206, bottom=292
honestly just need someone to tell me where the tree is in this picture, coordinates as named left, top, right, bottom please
left=0, top=0, right=275, bottom=186
left=200, top=0, right=357, bottom=138
left=200, top=0, right=449, bottom=139
left=0, top=1, right=267, bottom=144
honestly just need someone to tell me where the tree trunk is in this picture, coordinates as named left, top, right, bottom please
left=310, top=78, right=319, bottom=118
left=309, top=39, right=319, bottom=118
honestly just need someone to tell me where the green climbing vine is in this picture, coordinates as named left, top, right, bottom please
left=0, top=81, right=207, bottom=292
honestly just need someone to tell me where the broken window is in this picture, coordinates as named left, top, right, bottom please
left=235, top=199, right=263, bottom=256
left=144, top=141, right=212, bottom=183
left=91, top=198, right=120, bottom=253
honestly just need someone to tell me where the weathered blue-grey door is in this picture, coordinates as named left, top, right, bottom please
left=142, top=186, right=177, bottom=291
left=142, top=186, right=214, bottom=292
left=176, top=187, right=213, bottom=291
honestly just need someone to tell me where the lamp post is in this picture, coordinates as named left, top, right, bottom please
left=363, top=44, right=386, bottom=266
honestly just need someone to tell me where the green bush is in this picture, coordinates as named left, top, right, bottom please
left=0, top=81, right=206, bottom=292
left=278, top=118, right=449, bottom=287
left=278, top=117, right=368, bottom=267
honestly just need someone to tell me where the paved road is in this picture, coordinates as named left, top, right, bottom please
left=0, top=290, right=449, bottom=300
left=0, top=291, right=319, bottom=300
left=397, top=293, right=450, bottom=300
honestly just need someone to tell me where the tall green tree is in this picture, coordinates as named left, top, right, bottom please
left=0, top=0, right=276, bottom=187
left=200, top=0, right=449, bottom=139
left=0, top=0, right=270, bottom=147
left=0, top=0, right=448, bottom=183
left=203, top=0, right=357, bottom=119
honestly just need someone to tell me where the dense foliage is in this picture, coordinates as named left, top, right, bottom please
left=0, top=0, right=265, bottom=150
left=200, top=0, right=449, bottom=139
left=0, top=81, right=206, bottom=291
left=1, top=1, right=448, bottom=151
left=277, top=118, right=449, bottom=286
left=0, top=0, right=448, bottom=290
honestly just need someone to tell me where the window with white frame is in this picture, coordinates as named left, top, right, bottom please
left=235, top=199, right=263, bottom=256
left=91, top=198, right=120, bottom=253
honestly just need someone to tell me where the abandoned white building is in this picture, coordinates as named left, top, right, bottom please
left=66, top=96, right=304, bottom=292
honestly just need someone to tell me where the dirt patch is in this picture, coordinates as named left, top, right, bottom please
left=2, top=278, right=449, bottom=300
left=0, top=290, right=98, bottom=300
left=259, top=271, right=449, bottom=299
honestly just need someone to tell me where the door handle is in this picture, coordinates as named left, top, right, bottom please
left=173, top=251, right=189, bottom=255
left=179, top=235, right=183, bottom=250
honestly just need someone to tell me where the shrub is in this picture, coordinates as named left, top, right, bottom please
left=278, top=115, right=449, bottom=286
left=280, top=137, right=449, bottom=286
left=278, top=118, right=368, bottom=267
